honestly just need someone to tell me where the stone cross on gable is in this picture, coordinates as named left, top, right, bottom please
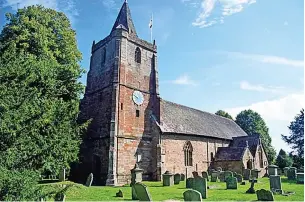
left=246, top=140, right=249, bottom=148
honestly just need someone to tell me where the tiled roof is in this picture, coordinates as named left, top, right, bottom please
left=159, top=100, right=248, bottom=140
left=230, top=134, right=260, bottom=156
left=214, top=147, right=247, bottom=161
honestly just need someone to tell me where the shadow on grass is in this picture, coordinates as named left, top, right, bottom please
left=281, top=178, right=297, bottom=184
left=39, top=179, right=59, bottom=184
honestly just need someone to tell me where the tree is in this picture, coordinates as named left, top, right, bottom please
left=215, top=110, right=233, bottom=120
left=0, top=5, right=86, bottom=175
left=235, top=109, right=276, bottom=163
left=275, top=149, right=293, bottom=170
left=282, top=109, right=304, bottom=168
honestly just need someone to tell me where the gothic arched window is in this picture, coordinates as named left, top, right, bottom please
left=135, top=47, right=141, bottom=63
left=101, top=48, right=106, bottom=64
left=184, top=141, right=193, bottom=166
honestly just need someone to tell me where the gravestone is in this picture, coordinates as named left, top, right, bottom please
left=133, top=182, right=152, bottom=201
left=193, top=177, right=207, bottom=199
left=59, top=168, right=65, bottom=182
left=131, top=163, right=144, bottom=200
left=296, top=173, right=304, bottom=184
left=269, top=175, right=282, bottom=194
left=186, top=178, right=194, bottom=188
left=226, top=176, right=238, bottom=189
left=211, top=171, right=218, bottom=182
left=287, top=167, right=297, bottom=180
left=183, top=190, right=202, bottom=202
left=181, top=173, right=185, bottom=181
left=163, top=171, right=174, bottom=186
left=251, top=169, right=260, bottom=179
left=236, top=174, right=243, bottom=183
left=192, top=171, right=199, bottom=178
left=243, top=169, right=251, bottom=180
left=246, top=179, right=256, bottom=194
left=283, top=167, right=289, bottom=177
left=85, top=173, right=93, bottom=187
left=256, top=189, right=274, bottom=201
left=219, top=171, right=225, bottom=182
left=54, top=193, right=65, bottom=202
left=224, top=171, right=233, bottom=182
left=268, top=165, right=278, bottom=176
left=174, top=173, right=181, bottom=185
left=201, top=171, right=209, bottom=181
left=116, top=190, right=123, bottom=197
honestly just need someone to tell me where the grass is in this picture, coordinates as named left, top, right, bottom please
left=41, top=177, right=304, bottom=201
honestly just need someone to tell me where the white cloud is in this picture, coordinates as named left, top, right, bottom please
left=240, top=81, right=286, bottom=94
left=225, top=93, right=304, bottom=152
left=1, top=0, right=78, bottom=25
left=190, top=0, right=256, bottom=28
left=224, top=51, right=304, bottom=67
left=169, top=74, right=198, bottom=86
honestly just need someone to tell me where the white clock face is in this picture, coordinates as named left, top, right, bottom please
left=132, top=90, right=144, bottom=105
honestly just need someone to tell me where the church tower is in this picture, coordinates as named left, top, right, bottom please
left=78, top=1, right=160, bottom=186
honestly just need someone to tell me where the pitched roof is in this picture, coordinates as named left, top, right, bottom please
left=111, top=1, right=137, bottom=36
left=159, top=100, right=248, bottom=140
left=230, top=135, right=260, bottom=156
left=214, top=147, right=247, bottom=161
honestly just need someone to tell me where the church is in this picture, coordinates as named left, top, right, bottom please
left=75, top=1, right=269, bottom=186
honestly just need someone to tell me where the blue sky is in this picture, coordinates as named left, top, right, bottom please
left=0, top=0, right=304, bottom=153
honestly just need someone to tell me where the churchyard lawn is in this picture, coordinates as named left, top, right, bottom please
left=41, top=177, right=304, bottom=201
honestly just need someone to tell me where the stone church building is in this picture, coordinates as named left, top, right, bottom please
left=75, top=1, right=269, bottom=186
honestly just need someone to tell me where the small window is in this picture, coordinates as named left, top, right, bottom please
left=136, top=110, right=140, bottom=117
left=121, top=103, right=123, bottom=110
left=135, top=47, right=141, bottom=63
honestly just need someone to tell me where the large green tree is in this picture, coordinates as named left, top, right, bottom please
left=275, top=149, right=293, bottom=170
left=235, top=109, right=276, bottom=163
left=0, top=5, right=86, bottom=174
left=215, top=110, right=233, bottom=120
left=282, top=109, right=304, bottom=168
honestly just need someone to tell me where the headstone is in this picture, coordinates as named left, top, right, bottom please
left=85, top=173, right=93, bottom=187
left=224, top=171, right=233, bottom=182
left=192, top=171, right=199, bottom=178
left=186, top=178, right=195, bottom=188
left=133, top=182, right=152, bottom=202
left=251, top=169, right=260, bottom=179
left=211, top=171, right=218, bottom=182
left=246, top=179, right=256, bottom=194
left=54, top=193, right=65, bottom=202
left=287, top=167, right=297, bottom=180
left=236, top=174, right=243, bottom=183
left=174, top=173, right=181, bottom=185
left=193, top=177, right=207, bottom=199
left=256, top=189, right=274, bottom=201
left=181, top=173, right=185, bottom=181
left=296, top=173, right=304, bottom=184
left=268, top=165, right=278, bottom=176
left=243, top=169, right=251, bottom=180
left=163, top=171, right=174, bottom=186
left=226, top=176, right=238, bottom=189
left=219, top=171, right=225, bottom=182
left=131, top=163, right=144, bottom=200
left=59, top=168, right=66, bottom=182
left=201, top=171, right=209, bottom=181
left=283, top=167, right=289, bottom=177
left=269, top=175, right=282, bottom=194
left=183, top=190, right=202, bottom=202
left=116, top=190, right=123, bottom=197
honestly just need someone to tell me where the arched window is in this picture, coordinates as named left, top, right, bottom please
left=135, top=47, right=141, bottom=63
left=101, top=48, right=106, bottom=64
left=184, top=141, right=193, bottom=166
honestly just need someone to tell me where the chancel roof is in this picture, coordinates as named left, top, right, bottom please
left=230, top=134, right=261, bottom=157
left=214, top=147, right=247, bottom=161
left=159, top=100, right=248, bottom=140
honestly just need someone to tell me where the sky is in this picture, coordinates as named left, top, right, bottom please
left=0, top=0, right=304, bottom=154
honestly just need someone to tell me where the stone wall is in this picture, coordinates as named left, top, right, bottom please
left=253, top=145, right=269, bottom=177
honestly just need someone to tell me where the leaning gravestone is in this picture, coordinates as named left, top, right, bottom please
left=236, top=174, right=243, bottom=183
left=202, top=171, right=209, bottom=181
left=192, top=171, right=199, bottom=178
left=296, top=173, right=304, bottom=184
left=219, top=171, right=225, bottom=182
left=269, top=175, right=282, bottom=194
left=186, top=177, right=194, bottom=188
left=133, top=182, right=152, bottom=201
left=181, top=173, right=185, bottom=181
left=183, top=190, right=202, bottom=202
left=174, top=173, right=181, bottom=185
left=256, top=189, right=274, bottom=201
left=224, top=171, right=233, bottom=182
left=130, top=163, right=143, bottom=200
left=226, top=176, right=238, bottom=189
left=287, top=167, right=297, bottom=180
left=163, top=171, right=174, bottom=186
left=194, top=177, right=207, bottom=199
left=211, top=171, right=218, bottom=182
left=243, top=169, right=251, bottom=180
left=85, top=173, right=93, bottom=187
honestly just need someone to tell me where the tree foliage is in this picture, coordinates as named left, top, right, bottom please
left=282, top=109, right=304, bottom=168
left=275, top=149, right=293, bottom=170
left=215, top=110, right=233, bottom=120
left=0, top=5, right=86, bottom=175
left=235, top=109, right=276, bottom=163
